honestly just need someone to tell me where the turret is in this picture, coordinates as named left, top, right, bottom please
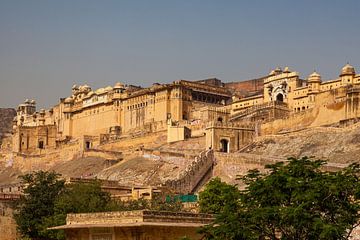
left=17, top=99, right=36, bottom=116
left=307, top=71, right=321, bottom=93
left=113, top=83, right=126, bottom=97
left=340, top=63, right=356, bottom=85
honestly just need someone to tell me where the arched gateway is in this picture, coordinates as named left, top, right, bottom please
left=220, top=139, right=229, bottom=153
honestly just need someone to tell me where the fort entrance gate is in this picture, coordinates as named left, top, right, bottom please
left=205, top=122, right=255, bottom=153
left=220, top=139, right=229, bottom=153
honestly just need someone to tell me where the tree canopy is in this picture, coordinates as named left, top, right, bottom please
left=200, top=157, right=360, bottom=240
left=43, top=181, right=112, bottom=240
left=14, top=171, right=65, bottom=240
left=14, top=170, right=186, bottom=240
left=198, top=177, right=240, bottom=214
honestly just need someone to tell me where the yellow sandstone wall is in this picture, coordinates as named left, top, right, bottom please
left=0, top=201, right=18, bottom=240
left=69, top=104, right=119, bottom=137
left=65, top=226, right=203, bottom=240
left=261, top=87, right=349, bottom=134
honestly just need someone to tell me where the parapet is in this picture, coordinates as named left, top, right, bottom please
left=206, top=120, right=255, bottom=130
left=50, top=210, right=214, bottom=229
left=164, top=149, right=215, bottom=194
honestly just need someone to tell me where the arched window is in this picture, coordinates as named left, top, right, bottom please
left=276, top=93, right=284, bottom=102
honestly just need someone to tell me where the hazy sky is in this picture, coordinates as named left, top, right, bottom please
left=1, top=0, right=359, bottom=109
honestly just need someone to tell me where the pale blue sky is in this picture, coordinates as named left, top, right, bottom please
left=0, top=0, right=359, bottom=108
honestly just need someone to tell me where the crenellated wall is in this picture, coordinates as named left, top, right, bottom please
left=66, top=210, right=213, bottom=225
left=164, top=149, right=215, bottom=194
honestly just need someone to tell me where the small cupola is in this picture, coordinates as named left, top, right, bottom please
left=308, top=71, right=321, bottom=82
left=340, top=63, right=355, bottom=76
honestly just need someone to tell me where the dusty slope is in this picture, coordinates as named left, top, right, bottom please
left=214, top=123, right=360, bottom=185
left=4, top=120, right=360, bottom=188
left=49, top=157, right=117, bottom=179
left=243, top=124, right=360, bottom=163
left=96, top=137, right=206, bottom=185
left=0, top=134, right=205, bottom=186
left=96, top=154, right=192, bottom=186
left=0, top=156, right=114, bottom=184
left=0, top=162, right=22, bottom=184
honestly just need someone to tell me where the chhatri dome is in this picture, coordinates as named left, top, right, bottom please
left=283, top=66, right=291, bottom=73
left=114, top=82, right=125, bottom=89
left=64, top=97, right=74, bottom=103
left=308, top=71, right=321, bottom=82
left=340, top=63, right=355, bottom=76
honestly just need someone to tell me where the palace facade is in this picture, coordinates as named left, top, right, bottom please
left=12, top=79, right=231, bottom=153
left=230, top=64, right=360, bottom=123
left=12, top=63, right=360, bottom=154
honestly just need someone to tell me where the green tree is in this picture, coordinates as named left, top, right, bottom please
left=151, top=194, right=184, bottom=212
left=107, top=193, right=185, bottom=212
left=14, top=171, right=113, bottom=240
left=201, top=157, right=360, bottom=240
left=198, top=177, right=240, bottom=214
left=14, top=171, right=65, bottom=240
left=44, top=181, right=112, bottom=239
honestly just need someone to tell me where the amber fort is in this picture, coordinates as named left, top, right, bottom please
left=2, top=63, right=360, bottom=239
left=10, top=63, right=360, bottom=155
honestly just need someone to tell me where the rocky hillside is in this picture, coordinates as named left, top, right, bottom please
left=3, top=118, right=360, bottom=189
left=242, top=124, right=360, bottom=164
left=213, top=123, right=360, bottom=185
left=96, top=154, right=192, bottom=186
left=94, top=134, right=206, bottom=186
left=0, top=108, right=16, bottom=136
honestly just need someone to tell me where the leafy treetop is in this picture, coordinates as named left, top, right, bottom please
left=200, top=157, right=360, bottom=240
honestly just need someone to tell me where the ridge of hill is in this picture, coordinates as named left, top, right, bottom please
left=242, top=124, right=360, bottom=163
left=0, top=108, right=16, bottom=138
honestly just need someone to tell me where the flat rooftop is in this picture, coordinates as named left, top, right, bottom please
left=50, top=210, right=214, bottom=230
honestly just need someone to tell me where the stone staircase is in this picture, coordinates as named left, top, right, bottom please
left=164, top=149, right=215, bottom=194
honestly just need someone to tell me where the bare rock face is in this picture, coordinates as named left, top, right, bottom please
left=241, top=123, right=360, bottom=164
left=0, top=108, right=16, bottom=141
left=0, top=108, right=16, bottom=134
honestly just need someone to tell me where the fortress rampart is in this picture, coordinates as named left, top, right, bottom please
left=164, top=149, right=215, bottom=194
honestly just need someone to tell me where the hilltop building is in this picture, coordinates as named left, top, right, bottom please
left=12, top=79, right=231, bottom=154
left=11, top=63, right=360, bottom=154
left=231, top=64, right=360, bottom=122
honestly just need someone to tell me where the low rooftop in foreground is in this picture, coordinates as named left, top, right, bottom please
left=50, top=210, right=214, bottom=229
